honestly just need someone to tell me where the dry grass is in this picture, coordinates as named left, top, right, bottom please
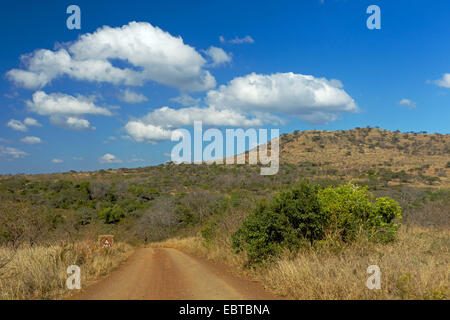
left=155, top=226, right=449, bottom=300
left=264, top=227, right=449, bottom=299
left=279, top=128, right=450, bottom=188
left=0, top=241, right=133, bottom=300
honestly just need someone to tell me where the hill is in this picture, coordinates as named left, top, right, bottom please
left=235, top=127, right=449, bottom=188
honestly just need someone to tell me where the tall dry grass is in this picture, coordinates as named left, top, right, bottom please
left=155, top=226, right=449, bottom=300
left=263, top=227, right=449, bottom=299
left=0, top=241, right=133, bottom=300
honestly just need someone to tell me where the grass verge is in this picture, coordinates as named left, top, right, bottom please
left=0, top=241, right=133, bottom=299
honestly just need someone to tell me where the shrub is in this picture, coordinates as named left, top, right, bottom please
left=98, top=206, right=124, bottom=224
left=232, top=181, right=326, bottom=264
left=75, top=208, right=96, bottom=225
left=319, top=184, right=402, bottom=242
left=232, top=181, right=402, bottom=264
left=318, top=184, right=373, bottom=242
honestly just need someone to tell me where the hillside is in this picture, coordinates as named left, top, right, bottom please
left=240, top=127, right=449, bottom=188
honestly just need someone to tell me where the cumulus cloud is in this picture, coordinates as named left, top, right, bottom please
left=7, top=22, right=216, bottom=91
left=99, top=153, right=122, bottom=164
left=206, top=72, right=358, bottom=124
left=7, top=119, right=28, bottom=132
left=0, top=146, right=28, bottom=159
left=434, top=73, right=450, bottom=88
left=25, top=91, right=110, bottom=130
left=124, top=121, right=182, bottom=142
left=7, top=117, right=42, bottom=132
left=118, top=89, right=148, bottom=104
left=26, top=91, right=111, bottom=116
left=51, top=158, right=63, bottom=163
left=144, top=106, right=268, bottom=128
left=220, top=35, right=254, bottom=44
left=124, top=105, right=273, bottom=143
left=124, top=72, right=356, bottom=142
left=50, top=116, right=94, bottom=130
left=204, top=46, right=232, bottom=66
left=170, top=94, right=201, bottom=107
left=398, top=98, right=416, bottom=109
left=21, top=136, right=42, bottom=144
left=23, top=117, right=41, bottom=127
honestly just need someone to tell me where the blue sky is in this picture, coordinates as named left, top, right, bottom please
left=0, top=0, right=449, bottom=174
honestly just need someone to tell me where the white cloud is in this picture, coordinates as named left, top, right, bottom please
left=118, top=89, right=148, bottom=103
left=144, top=106, right=267, bottom=128
left=220, top=35, right=255, bottom=44
left=124, top=121, right=181, bottom=142
left=51, top=158, right=63, bottom=163
left=434, top=73, right=450, bottom=88
left=49, top=116, right=94, bottom=130
left=21, top=136, right=42, bottom=144
left=0, top=146, right=28, bottom=159
left=99, top=153, right=122, bottom=164
left=7, top=119, right=27, bottom=132
left=124, top=105, right=271, bottom=143
left=23, top=117, right=41, bottom=127
left=7, top=117, right=42, bottom=132
left=204, top=46, right=232, bottom=66
left=124, top=72, right=357, bottom=142
left=7, top=22, right=216, bottom=91
left=398, top=98, right=416, bottom=109
left=170, top=94, right=201, bottom=107
left=206, top=72, right=358, bottom=124
left=6, top=69, right=51, bottom=89
left=27, top=91, right=111, bottom=116
left=229, top=36, right=255, bottom=44
left=66, top=117, right=92, bottom=130
left=25, top=91, right=108, bottom=130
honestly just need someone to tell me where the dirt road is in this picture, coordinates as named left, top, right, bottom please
left=73, top=248, right=277, bottom=300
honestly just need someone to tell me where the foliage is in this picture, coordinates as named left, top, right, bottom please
left=319, top=184, right=402, bottom=243
left=232, top=180, right=325, bottom=264
left=232, top=181, right=402, bottom=264
left=98, top=206, right=125, bottom=224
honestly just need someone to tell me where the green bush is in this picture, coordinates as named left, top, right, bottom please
left=175, top=204, right=197, bottom=225
left=232, top=181, right=402, bottom=264
left=319, top=184, right=401, bottom=242
left=98, top=206, right=125, bottom=224
left=232, top=180, right=326, bottom=264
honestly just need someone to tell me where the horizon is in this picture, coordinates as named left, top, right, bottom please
left=1, top=126, right=447, bottom=176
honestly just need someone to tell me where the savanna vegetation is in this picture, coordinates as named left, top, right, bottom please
left=0, top=128, right=448, bottom=299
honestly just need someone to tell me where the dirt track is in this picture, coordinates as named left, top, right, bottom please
left=73, top=248, right=277, bottom=300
